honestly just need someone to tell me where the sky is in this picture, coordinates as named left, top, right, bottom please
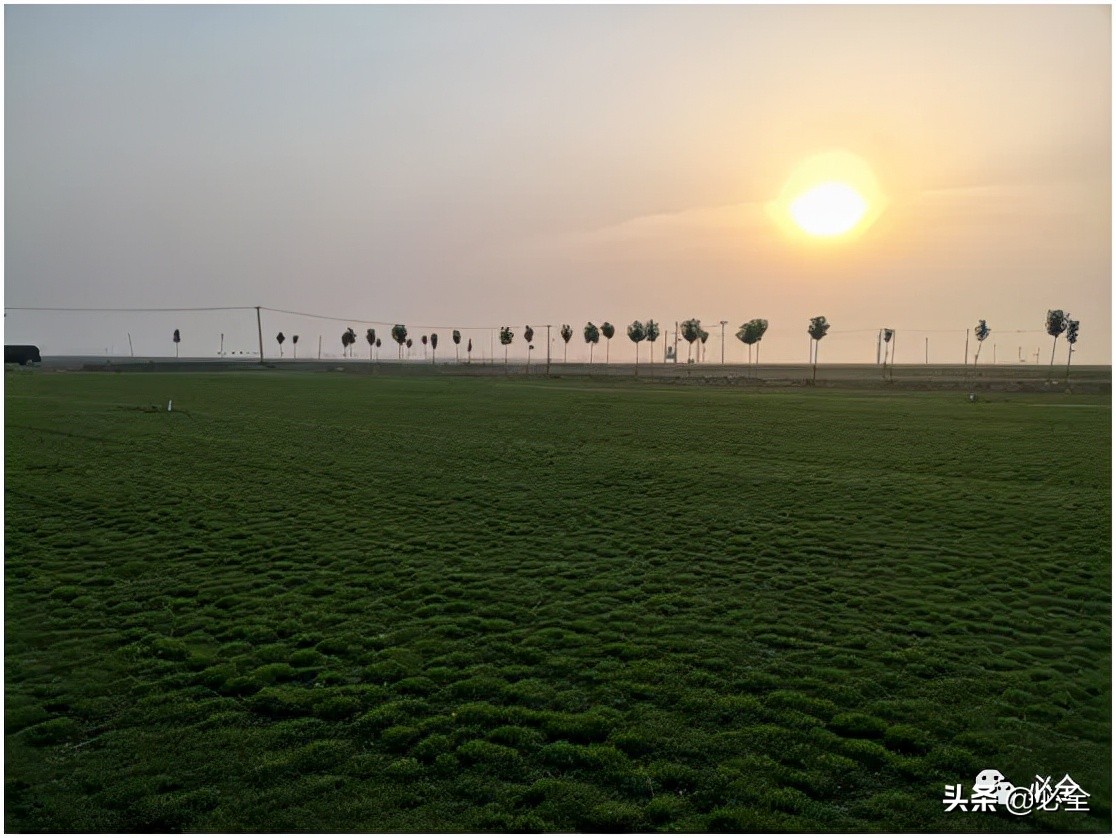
left=4, top=4, right=1111, bottom=364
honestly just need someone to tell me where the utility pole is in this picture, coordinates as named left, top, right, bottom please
left=993, top=344, right=996, bottom=365
left=545, top=325, right=551, bottom=376
left=255, top=306, right=264, bottom=363
left=877, top=329, right=882, bottom=365
left=128, top=333, right=135, bottom=358
left=963, top=330, right=969, bottom=366
left=673, top=321, right=679, bottom=363
left=924, top=336, right=928, bottom=364
left=719, top=321, right=728, bottom=365
left=318, top=335, right=322, bottom=360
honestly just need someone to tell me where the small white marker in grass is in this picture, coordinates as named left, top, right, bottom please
left=168, top=400, right=173, bottom=412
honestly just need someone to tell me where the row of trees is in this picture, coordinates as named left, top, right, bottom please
left=965, top=310, right=1081, bottom=377
left=176, top=311, right=1082, bottom=373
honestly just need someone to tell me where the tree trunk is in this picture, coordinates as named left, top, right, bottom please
left=1065, top=345, right=1073, bottom=381
left=812, top=340, right=818, bottom=384
left=606, top=340, right=610, bottom=364
left=1049, top=336, right=1058, bottom=369
left=634, top=343, right=639, bottom=375
left=590, top=344, right=594, bottom=364
left=563, top=344, right=567, bottom=363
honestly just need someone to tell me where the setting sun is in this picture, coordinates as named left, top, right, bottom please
left=788, top=182, right=868, bottom=237
left=767, top=150, right=886, bottom=243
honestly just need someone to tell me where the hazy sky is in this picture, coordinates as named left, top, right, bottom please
left=5, top=4, right=1111, bottom=363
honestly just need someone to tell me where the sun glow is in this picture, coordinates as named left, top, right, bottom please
left=767, top=150, right=886, bottom=243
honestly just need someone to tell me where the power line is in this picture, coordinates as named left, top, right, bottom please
left=4, top=305, right=1058, bottom=336
left=261, top=306, right=503, bottom=330
left=6, top=305, right=256, bottom=312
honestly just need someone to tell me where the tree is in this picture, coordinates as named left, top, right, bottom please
left=430, top=333, right=438, bottom=363
left=391, top=324, right=408, bottom=359
left=173, top=328, right=181, bottom=358
left=1045, top=309, right=1068, bottom=372
left=584, top=322, right=600, bottom=363
left=736, top=319, right=768, bottom=372
left=626, top=320, right=647, bottom=369
left=681, top=319, right=701, bottom=363
left=645, top=320, right=660, bottom=365
left=405, top=338, right=413, bottom=358
left=524, top=325, right=534, bottom=344
left=375, top=338, right=382, bottom=360
left=880, top=328, right=896, bottom=380
left=292, top=334, right=299, bottom=359
left=452, top=329, right=462, bottom=363
left=600, top=322, right=615, bottom=363
left=499, top=326, right=514, bottom=366
left=699, top=329, right=709, bottom=363
left=365, top=328, right=376, bottom=360
left=276, top=331, right=286, bottom=357
left=808, top=316, right=830, bottom=384
left=972, top=320, right=990, bottom=367
left=467, top=337, right=473, bottom=364
left=1065, top=318, right=1080, bottom=380
left=560, top=324, right=573, bottom=362
left=341, top=327, right=357, bottom=357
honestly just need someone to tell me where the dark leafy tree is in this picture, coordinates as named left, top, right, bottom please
left=173, top=328, right=181, bottom=358
left=405, top=338, right=413, bottom=358
left=627, top=320, right=647, bottom=369
left=681, top=319, right=701, bottom=363
left=808, top=316, right=830, bottom=383
left=430, top=333, right=438, bottom=363
left=560, top=324, right=573, bottom=362
left=1064, top=318, right=1080, bottom=380
left=341, top=327, right=357, bottom=357
left=699, top=329, right=709, bottom=363
left=972, top=320, right=990, bottom=367
left=524, top=325, right=534, bottom=344
left=366, top=328, right=377, bottom=360
left=645, top=320, right=660, bottom=364
left=276, top=331, right=286, bottom=357
left=391, top=324, right=408, bottom=359
left=736, top=319, right=768, bottom=371
left=584, top=322, right=600, bottom=363
left=452, top=329, right=462, bottom=362
left=601, top=322, right=615, bottom=363
left=1045, top=309, right=1068, bottom=371
left=292, top=334, right=299, bottom=359
left=881, top=328, right=896, bottom=380
left=467, top=337, right=473, bottom=364
left=499, top=326, right=514, bottom=366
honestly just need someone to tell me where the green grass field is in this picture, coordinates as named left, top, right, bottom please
left=5, top=371, right=1110, bottom=832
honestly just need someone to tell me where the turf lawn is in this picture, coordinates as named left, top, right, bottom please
left=4, top=370, right=1111, bottom=832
